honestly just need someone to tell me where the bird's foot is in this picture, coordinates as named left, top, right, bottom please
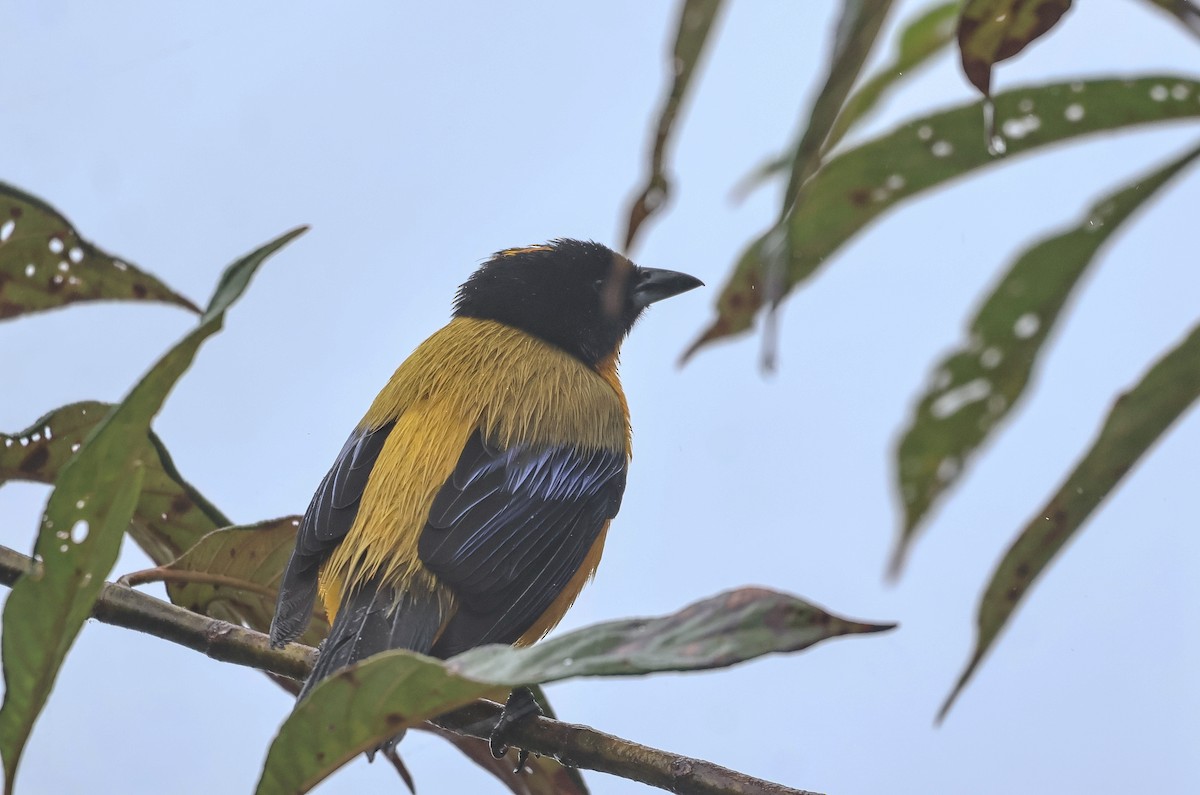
left=489, top=686, right=542, bottom=773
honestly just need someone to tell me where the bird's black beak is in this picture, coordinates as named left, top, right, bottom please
left=632, top=267, right=704, bottom=308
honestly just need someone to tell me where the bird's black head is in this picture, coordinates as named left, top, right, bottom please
left=453, top=239, right=703, bottom=366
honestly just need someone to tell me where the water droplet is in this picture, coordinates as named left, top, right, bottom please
left=1018, top=98, right=1035, bottom=113
left=0, top=219, right=14, bottom=242
left=885, top=174, right=906, bottom=191
left=1150, top=84, right=1168, bottom=101
left=870, top=188, right=889, bottom=203
left=936, top=457, right=960, bottom=482
left=930, top=378, right=992, bottom=418
left=1000, top=114, right=1042, bottom=140
left=561, top=657, right=574, bottom=667
left=1171, top=83, right=1190, bottom=100
left=113, top=260, right=128, bottom=271
left=75, top=498, right=86, bottom=510
left=916, top=125, right=933, bottom=141
left=70, top=442, right=81, bottom=452
left=1069, top=81, right=1085, bottom=93
left=70, top=521, right=89, bottom=544
left=1064, top=103, right=1084, bottom=122
left=980, top=347, right=1003, bottom=369
left=982, top=99, right=1006, bottom=156
left=1013, top=313, right=1040, bottom=338
left=48, top=237, right=64, bottom=254
left=69, top=246, right=84, bottom=263
left=931, top=140, right=953, bottom=157
left=57, top=260, right=70, bottom=272
left=59, top=544, right=70, bottom=554
left=24, top=263, right=35, bottom=277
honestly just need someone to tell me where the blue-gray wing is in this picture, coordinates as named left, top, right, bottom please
left=420, top=430, right=627, bottom=657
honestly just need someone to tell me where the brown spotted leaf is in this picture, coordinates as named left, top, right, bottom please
left=685, top=76, right=1200, bottom=359
left=0, top=225, right=305, bottom=792
left=1, top=402, right=230, bottom=566
left=893, top=141, right=1200, bottom=575
left=257, top=587, right=892, bottom=795
left=940, top=321, right=1200, bottom=719
left=957, top=0, right=1072, bottom=96
left=622, top=0, right=725, bottom=250
left=139, top=517, right=329, bottom=647
left=0, top=182, right=198, bottom=320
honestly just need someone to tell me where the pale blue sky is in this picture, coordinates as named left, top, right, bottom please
left=3, top=2, right=1199, bottom=793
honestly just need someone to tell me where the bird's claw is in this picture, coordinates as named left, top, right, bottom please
left=488, top=687, right=542, bottom=772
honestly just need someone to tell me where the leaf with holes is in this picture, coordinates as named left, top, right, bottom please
left=893, top=141, right=1200, bottom=575
left=957, top=0, right=1072, bottom=96
left=0, top=182, right=199, bottom=320
left=622, top=0, right=725, bottom=250
left=940, top=321, right=1200, bottom=719
left=136, top=517, right=330, bottom=647
left=685, top=75, right=1200, bottom=359
left=735, top=0, right=960, bottom=200
left=0, top=226, right=305, bottom=793
left=1, top=401, right=231, bottom=567
left=257, top=587, right=893, bottom=795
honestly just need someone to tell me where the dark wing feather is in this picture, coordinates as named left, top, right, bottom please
left=269, top=421, right=395, bottom=647
left=420, top=430, right=627, bottom=658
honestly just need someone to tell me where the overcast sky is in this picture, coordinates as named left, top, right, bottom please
left=3, top=2, right=1199, bottom=793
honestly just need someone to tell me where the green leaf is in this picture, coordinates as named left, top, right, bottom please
left=893, top=141, right=1200, bottom=574
left=1, top=402, right=230, bottom=565
left=734, top=0, right=960, bottom=201
left=257, top=587, right=893, bottom=795
left=956, top=0, right=1072, bottom=96
left=827, top=1, right=961, bottom=153
left=0, top=182, right=199, bottom=320
left=622, top=0, right=725, bottom=250
left=940, top=321, right=1200, bottom=719
left=685, top=75, right=1200, bottom=359
left=777, top=0, right=896, bottom=215
left=1137, top=0, right=1200, bottom=38
left=0, top=226, right=305, bottom=792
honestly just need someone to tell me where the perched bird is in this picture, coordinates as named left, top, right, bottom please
left=269, top=239, right=701, bottom=751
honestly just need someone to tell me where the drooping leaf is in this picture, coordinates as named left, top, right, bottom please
left=257, top=587, right=893, bottom=795
left=0, top=182, right=198, bottom=320
left=892, top=141, right=1200, bottom=574
left=622, top=0, right=726, bottom=250
left=828, top=1, right=962, bottom=153
left=686, top=75, right=1200, bottom=359
left=940, top=321, right=1200, bottom=719
left=956, top=0, right=1072, bottom=97
left=0, top=226, right=306, bottom=792
left=1137, top=0, right=1200, bottom=38
left=1, top=402, right=230, bottom=566
left=734, top=1, right=960, bottom=201
left=129, top=517, right=329, bottom=648
left=778, top=0, right=896, bottom=214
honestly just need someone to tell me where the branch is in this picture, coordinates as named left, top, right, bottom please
left=0, top=544, right=819, bottom=795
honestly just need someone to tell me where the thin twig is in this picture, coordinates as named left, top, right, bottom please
left=0, top=543, right=819, bottom=795
left=117, top=565, right=277, bottom=597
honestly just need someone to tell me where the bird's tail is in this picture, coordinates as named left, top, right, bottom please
left=298, top=577, right=447, bottom=703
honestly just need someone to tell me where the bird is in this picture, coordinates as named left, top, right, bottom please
left=268, top=239, right=702, bottom=756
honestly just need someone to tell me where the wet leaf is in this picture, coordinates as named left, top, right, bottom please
left=893, top=141, right=1200, bottom=574
left=778, top=0, right=896, bottom=214
left=686, top=75, right=1200, bottom=359
left=957, top=0, right=1072, bottom=97
left=1138, top=0, right=1200, bottom=38
left=257, top=586, right=892, bottom=795
left=137, top=517, right=329, bottom=647
left=734, top=1, right=960, bottom=200
left=1, top=402, right=231, bottom=566
left=827, top=1, right=962, bottom=153
left=622, top=0, right=725, bottom=250
left=0, top=225, right=306, bottom=792
left=0, top=182, right=198, bottom=320
left=940, top=321, right=1200, bottom=719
